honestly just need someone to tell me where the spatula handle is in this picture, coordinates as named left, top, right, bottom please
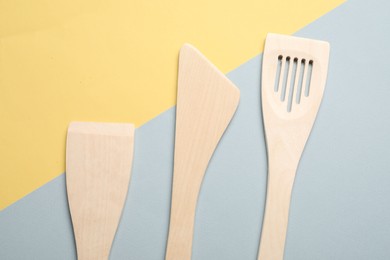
left=258, top=163, right=297, bottom=260
left=165, top=165, right=205, bottom=260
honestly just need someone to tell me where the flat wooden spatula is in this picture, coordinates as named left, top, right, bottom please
left=66, top=122, right=135, bottom=260
left=165, top=44, right=240, bottom=260
left=258, top=33, right=330, bottom=260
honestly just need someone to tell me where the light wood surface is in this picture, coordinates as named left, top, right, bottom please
left=66, top=122, right=135, bottom=260
left=165, top=44, right=240, bottom=260
left=258, top=34, right=329, bottom=260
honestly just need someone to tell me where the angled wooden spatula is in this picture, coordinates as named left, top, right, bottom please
left=66, top=122, right=135, bottom=260
left=165, top=44, right=240, bottom=260
left=258, top=33, right=330, bottom=260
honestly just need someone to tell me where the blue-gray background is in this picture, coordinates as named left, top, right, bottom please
left=1, top=0, right=390, bottom=259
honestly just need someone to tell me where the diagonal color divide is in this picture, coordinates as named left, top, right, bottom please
left=1, top=0, right=390, bottom=258
left=0, top=0, right=344, bottom=209
left=0, top=0, right=390, bottom=260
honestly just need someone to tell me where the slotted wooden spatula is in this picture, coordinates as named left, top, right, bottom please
left=165, top=44, right=240, bottom=260
left=66, top=122, right=134, bottom=260
left=258, top=34, right=330, bottom=260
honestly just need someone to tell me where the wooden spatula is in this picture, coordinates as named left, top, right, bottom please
left=165, top=44, right=240, bottom=260
left=66, top=122, right=135, bottom=260
left=258, top=34, right=330, bottom=260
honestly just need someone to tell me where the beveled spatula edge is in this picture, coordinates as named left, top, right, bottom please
left=67, top=121, right=134, bottom=136
left=179, top=43, right=241, bottom=99
left=266, top=33, right=330, bottom=50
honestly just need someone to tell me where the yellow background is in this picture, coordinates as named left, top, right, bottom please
left=0, top=0, right=344, bottom=209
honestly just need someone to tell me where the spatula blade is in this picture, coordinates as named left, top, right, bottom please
left=66, top=122, right=134, bottom=260
left=165, top=44, right=240, bottom=260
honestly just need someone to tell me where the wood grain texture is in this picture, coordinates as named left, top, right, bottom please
left=258, top=34, right=330, bottom=260
left=165, top=44, right=240, bottom=260
left=66, top=122, right=135, bottom=260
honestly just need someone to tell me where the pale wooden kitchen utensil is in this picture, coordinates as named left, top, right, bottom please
left=258, top=33, right=330, bottom=260
left=66, top=122, right=135, bottom=260
left=165, top=44, right=240, bottom=260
